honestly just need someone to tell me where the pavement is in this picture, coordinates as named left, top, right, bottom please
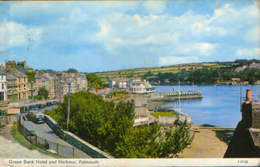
left=0, top=124, right=52, bottom=158
left=179, top=125, right=228, bottom=158
left=0, top=102, right=89, bottom=158
left=22, top=117, right=89, bottom=158
left=23, top=121, right=70, bottom=147
left=1, top=103, right=91, bottom=158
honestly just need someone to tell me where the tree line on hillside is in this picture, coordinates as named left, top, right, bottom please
left=45, top=91, right=193, bottom=158
left=233, top=59, right=260, bottom=66
left=143, top=67, right=260, bottom=85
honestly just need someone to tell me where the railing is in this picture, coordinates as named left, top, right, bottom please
left=164, top=91, right=202, bottom=97
left=2, top=113, right=112, bottom=158
left=18, top=117, right=89, bottom=158
left=44, top=115, right=112, bottom=158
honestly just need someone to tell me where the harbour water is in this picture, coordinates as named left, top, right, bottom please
left=154, top=85, right=260, bottom=128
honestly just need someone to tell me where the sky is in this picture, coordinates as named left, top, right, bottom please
left=0, top=0, right=259, bottom=72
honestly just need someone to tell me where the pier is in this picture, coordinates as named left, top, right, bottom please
left=162, top=91, right=202, bottom=97
left=151, top=91, right=202, bottom=102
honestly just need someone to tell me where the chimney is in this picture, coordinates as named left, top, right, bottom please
left=246, top=89, right=252, bottom=102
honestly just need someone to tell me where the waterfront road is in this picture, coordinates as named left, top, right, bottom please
left=24, top=121, right=69, bottom=146
left=22, top=119, right=89, bottom=158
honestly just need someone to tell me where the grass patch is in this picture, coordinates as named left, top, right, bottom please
left=11, top=123, right=61, bottom=158
left=151, top=112, right=177, bottom=118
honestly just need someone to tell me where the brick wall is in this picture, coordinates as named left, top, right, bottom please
left=252, top=102, right=260, bottom=129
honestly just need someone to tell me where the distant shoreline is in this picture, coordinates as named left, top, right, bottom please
left=152, top=83, right=260, bottom=86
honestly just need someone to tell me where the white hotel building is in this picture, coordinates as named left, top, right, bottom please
left=0, top=69, right=7, bottom=102
left=110, top=78, right=154, bottom=94
left=129, top=79, right=154, bottom=94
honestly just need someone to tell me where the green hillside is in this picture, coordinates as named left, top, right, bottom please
left=96, top=61, right=236, bottom=81
left=95, top=59, right=260, bottom=85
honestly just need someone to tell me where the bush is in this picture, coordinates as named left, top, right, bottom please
left=45, top=91, right=193, bottom=158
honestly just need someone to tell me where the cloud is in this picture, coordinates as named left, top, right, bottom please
left=236, top=48, right=260, bottom=59
left=194, top=42, right=217, bottom=55
left=191, top=21, right=227, bottom=37
left=0, top=21, right=42, bottom=51
left=210, top=3, right=259, bottom=25
left=95, top=2, right=258, bottom=58
left=244, top=26, right=260, bottom=43
left=143, top=1, right=166, bottom=14
left=95, top=10, right=221, bottom=56
left=1, top=1, right=259, bottom=72
left=9, top=1, right=139, bottom=24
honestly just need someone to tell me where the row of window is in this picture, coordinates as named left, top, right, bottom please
left=0, top=92, right=5, bottom=101
left=18, top=77, right=27, bottom=83
left=0, top=83, right=27, bottom=90
left=0, top=75, right=6, bottom=80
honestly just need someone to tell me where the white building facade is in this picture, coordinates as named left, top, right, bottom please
left=110, top=78, right=154, bottom=94
left=0, top=70, right=7, bottom=102
left=109, top=78, right=128, bottom=89
left=129, top=79, right=154, bottom=94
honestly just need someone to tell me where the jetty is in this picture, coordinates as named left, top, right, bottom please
left=164, top=91, right=202, bottom=99
left=151, top=91, right=202, bottom=102
left=162, top=91, right=202, bottom=97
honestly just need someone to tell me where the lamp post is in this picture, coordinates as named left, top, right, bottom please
left=240, top=80, right=242, bottom=112
left=66, top=82, right=71, bottom=130
left=31, top=81, right=35, bottom=103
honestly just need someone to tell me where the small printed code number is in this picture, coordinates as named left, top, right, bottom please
left=238, top=160, right=248, bottom=164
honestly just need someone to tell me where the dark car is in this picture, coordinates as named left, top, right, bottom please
left=52, top=101, right=58, bottom=105
left=34, top=114, right=45, bottom=124
left=27, top=112, right=45, bottom=124
left=29, top=105, right=37, bottom=111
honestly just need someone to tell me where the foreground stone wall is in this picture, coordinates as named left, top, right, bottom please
left=252, top=102, right=260, bottom=129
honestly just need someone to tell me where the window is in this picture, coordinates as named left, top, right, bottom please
left=2, top=83, right=4, bottom=90
left=0, top=92, right=4, bottom=101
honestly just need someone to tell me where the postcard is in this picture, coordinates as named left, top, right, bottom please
left=0, top=0, right=259, bottom=166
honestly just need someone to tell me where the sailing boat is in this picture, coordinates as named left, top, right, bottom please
left=175, top=80, right=182, bottom=113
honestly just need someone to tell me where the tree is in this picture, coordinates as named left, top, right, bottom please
left=142, top=71, right=153, bottom=79
left=45, top=91, right=193, bottom=158
left=86, top=73, right=106, bottom=89
left=26, top=71, right=36, bottom=83
left=38, top=87, right=49, bottom=99
left=26, top=72, right=36, bottom=97
left=46, top=92, right=135, bottom=154
left=67, top=68, right=78, bottom=73
left=158, top=122, right=194, bottom=157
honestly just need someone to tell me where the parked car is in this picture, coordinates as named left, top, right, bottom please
left=29, top=105, right=37, bottom=111
left=52, top=101, right=58, bottom=105
left=34, top=114, right=45, bottom=124
left=27, top=112, right=45, bottom=124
